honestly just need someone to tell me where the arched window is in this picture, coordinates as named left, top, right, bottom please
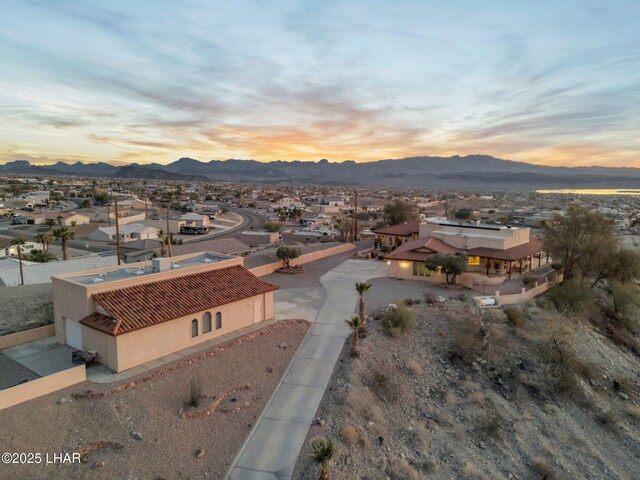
left=203, top=312, right=212, bottom=334
left=191, top=319, right=198, bottom=338
left=215, top=312, right=222, bottom=330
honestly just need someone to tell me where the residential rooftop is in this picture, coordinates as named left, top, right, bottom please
left=64, top=252, right=233, bottom=286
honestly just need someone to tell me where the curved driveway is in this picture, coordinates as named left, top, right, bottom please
left=226, top=259, right=387, bottom=480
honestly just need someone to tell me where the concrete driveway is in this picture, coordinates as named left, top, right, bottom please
left=227, top=259, right=387, bottom=480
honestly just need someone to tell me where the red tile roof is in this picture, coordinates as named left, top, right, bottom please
left=372, top=220, right=420, bottom=237
left=80, top=265, right=278, bottom=336
left=385, top=236, right=458, bottom=262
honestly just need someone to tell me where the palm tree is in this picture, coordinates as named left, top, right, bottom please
left=334, top=216, right=352, bottom=242
left=45, top=218, right=55, bottom=230
left=35, top=232, right=54, bottom=252
left=158, top=229, right=168, bottom=257
left=27, top=250, right=56, bottom=263
left=345, top=315, right=362, bottom=357
left=52, top=226, right=74, bottom=260
left=11, top=237, right=26, bottom=286
left=355, top=282, right=372, bottom=337
left=309, top=436, right=334, bottom=480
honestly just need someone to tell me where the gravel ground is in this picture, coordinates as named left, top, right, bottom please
left=0, top=319, right=310, bottom=480
left=293, top=300, right=640, bottom=480
left=0, top=283, right=53, bottom=336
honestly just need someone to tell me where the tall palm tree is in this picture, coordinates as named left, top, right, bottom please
left=355, top=282, right=372, bottom=336
left=158, top=229, right=167, bottom=257
left=35, top=232, right=54, bottom=252
left=11, top=237, right=26, bottom=286
left=309, top=436, right=334, bottom=480
left=345, top=315, right=362, bottom=357
left=52, top=226, right=74, bottom=260
left=334, top=216, right=352, bottom=242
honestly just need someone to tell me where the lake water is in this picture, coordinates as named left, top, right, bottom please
left=535, top=189, right=640, bottom=196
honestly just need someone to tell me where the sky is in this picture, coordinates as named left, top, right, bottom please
left=0, top=0, right=639, bottom=168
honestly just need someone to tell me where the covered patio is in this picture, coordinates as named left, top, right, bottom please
left=466, top=238, right=549, bottom=279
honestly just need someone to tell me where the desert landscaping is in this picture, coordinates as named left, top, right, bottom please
left=294, top=290, right=640, bottom=480
left=0, top=319, right=309, bottom=480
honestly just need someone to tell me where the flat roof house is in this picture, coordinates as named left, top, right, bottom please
left=52, top=252, right=278, bottom=372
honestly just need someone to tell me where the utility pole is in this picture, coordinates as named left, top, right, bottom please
left=107, top=203, right=111, bottom=227
left=166, top=194, right=172, bottom=258
left=353, top=190, right=359, bottom=242
left=145, top=197, right=149, bottom=220
left=114, top=194, right=121, bottom=265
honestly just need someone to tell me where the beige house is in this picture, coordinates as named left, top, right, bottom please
left=26, top=211, right=90, bottom=226
left=52, top=252, right=278, bottom=372
left=385, top=218, right=547, bottom=286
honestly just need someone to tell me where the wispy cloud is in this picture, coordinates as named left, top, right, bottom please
left=0, top=0, right=638, bottom=167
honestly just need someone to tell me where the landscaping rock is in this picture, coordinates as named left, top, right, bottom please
left=130, top=432, right=142, bottom=441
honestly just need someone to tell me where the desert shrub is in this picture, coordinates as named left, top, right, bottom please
left=404, top=297, right=414, bottom=306
left=386, top=456, right=420, bottom=480
left=263, top=221, right=282, bottom=232
left=424, top=291, right=438, bottom=304
left=189, top=375, right=202, bottom=407
left=368, top=369, right=402, bottom=403
left=405, top=358, right=424, bottom=376
left=472, top=406, right=506, bottom=441
left=547, top=281, right=592, bottom=314
left=340, top=424, right=369, bottom=448
left=462, top=463, right=485, bottom=479
left=384, top=303, right=415, bottom=337
left=448, top=312, right=484, bottom=363
left=595, top=408, right=620, bottom=429
left=522, top=275, right=537, bottom=285
left=625, top=404, right=640, bottom=420
left=504, top=306, right=525, bottom=326
left=410, top=422, right=430, bottom=451
left=532, top=456, right=557, bottom=479
left=610, top=282, right=640, bottom=333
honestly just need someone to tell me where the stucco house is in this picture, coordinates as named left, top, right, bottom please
left=385, top=218, right=548, bottom=286
left=88, top=223, right=160, bottom=243
left=373, top=220, right=421, bottom=250
left=26, top=211, right=90, bottom=226
left=52, top=252, right=278, bottom=372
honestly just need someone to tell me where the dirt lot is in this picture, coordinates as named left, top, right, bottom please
left=0, top=283, right=53, bottom=336
left=0, top=319, right=309, bottom=480
left=293, top=298, right=640, bottom=480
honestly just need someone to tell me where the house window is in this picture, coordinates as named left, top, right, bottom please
left=191, top=319, right=198, bottom=338
left=468, top=256, right=481, bottom=266
left=412, top=262, right=431, bottom=277
left=203, top=312, right=212, bottom=333
left=215, top=312, right=222, bottom=330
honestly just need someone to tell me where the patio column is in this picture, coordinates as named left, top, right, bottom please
left=486, top=258, right=490, bottom=276
left=519, top=258, right=523, bottom=274
left=538, top=252, right=542, bottom=267
left=508, top=261, right=512, bottom=279
left=546, top=250, right=549, bottom=262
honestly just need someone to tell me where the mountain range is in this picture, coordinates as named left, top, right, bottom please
left=1, top=155, right=640, bottom=190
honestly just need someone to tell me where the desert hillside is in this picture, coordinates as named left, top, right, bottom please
left=294, top=287, right=640, bottom=480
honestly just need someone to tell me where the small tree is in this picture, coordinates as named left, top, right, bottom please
left=454, top=208, right=473, bottom=220
left=355, top=282, right=371, bottom=336
left=189, top=375, right=202, bottom=408
left=309, top=436, right=334, bottom=480
left=344, top=315, right=362, bottom=357
left=276, top=246, right=301, bottom=269
left=425, top=252, right=468, bottom=284
left=45, top=218, right=55, bottom=230
left=263, top=221, right=282, bottom=233
left=384, top=303, right=415, bottom=337
left=79, top=199, right=91, bottom=208
left=383, top=199, right=418, bottom=226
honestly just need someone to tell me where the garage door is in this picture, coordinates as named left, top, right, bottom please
left=65, top=318, right=83, bottom=350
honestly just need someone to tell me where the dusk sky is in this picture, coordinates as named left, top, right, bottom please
left=1, top=0, right=639, bottom=167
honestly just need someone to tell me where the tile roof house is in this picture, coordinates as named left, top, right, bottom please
left=52, top=252, right=278, bottom=372
left=384, top=217, right=550, bottom=286
left=372, top=220, right=420, bottom=249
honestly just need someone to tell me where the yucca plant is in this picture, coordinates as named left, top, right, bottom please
left=309, top=436, right=334, bottom=480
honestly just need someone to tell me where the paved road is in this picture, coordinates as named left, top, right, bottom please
left=182, top=207, right=268, bottom=244
left=226, top=259, right=387, bottom=480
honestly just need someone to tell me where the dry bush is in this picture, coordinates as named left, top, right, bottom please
left=471, top=406, right=506, bottom=442
left=462, top=462, right=485, bottom=479
left=607, top=325, right=640, bottom=356
left=595, top=407, right=620, bottom=429
left=483, top=308, right=506, bottom=323
left=410, top=422, right=430, bottom=452
left=468, top=390, right=486, bottom=406
left=504, top=306, right=525, bottom=326
left=610, top=282, right=640, bottom=333
left=368, top=369, right=402, bottom=403
left=624, top=404, right=640, bottom=420
left=340, top=424, right=370, bottom=448
left=424, top=291, right=438, bottom=304
left=405, top=358, right=424, bottom=376
left=386, top=456, right=420, bottom=480
left=531, top=456, right=557, bottom=479
left=448, top=312, right=484, bottom=363
left=346, top=386, right=376, bottom=415
left=384, top=303, right=416, bottom=337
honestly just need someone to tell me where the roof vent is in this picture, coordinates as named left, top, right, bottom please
left=171, top=262, right=181, bottom=269
left=92, top=278, right=104, bottom=283
left=203, top=258, right=212, bottom=264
